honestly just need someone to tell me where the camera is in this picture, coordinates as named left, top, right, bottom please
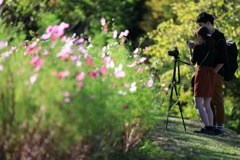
left=168, top=48, right=179, bottom=58
left=186, top=40, right=195, bottom=48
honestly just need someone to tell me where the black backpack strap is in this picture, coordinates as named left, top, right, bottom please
left=216, top=39, right=226, bottom=46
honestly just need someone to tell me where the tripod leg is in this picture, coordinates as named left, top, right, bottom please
left=166, top=83, right=174, bottom=130
left=174, top=85, right=187, bottom=131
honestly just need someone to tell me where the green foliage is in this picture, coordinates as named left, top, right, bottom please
left=144, top=0, right=240, bottom=131
left=1, top=0, right=146, bottom=42
left=0, top=21, right=161, bottom=159
left=139, top=0, right=182, bottom=32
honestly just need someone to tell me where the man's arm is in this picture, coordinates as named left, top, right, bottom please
left=215, top=37, right=227, bottom=74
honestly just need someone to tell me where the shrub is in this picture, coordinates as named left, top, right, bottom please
left=0, top=19, right=161, bottom=159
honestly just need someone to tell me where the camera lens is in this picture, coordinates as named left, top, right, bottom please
left=168, top=49, right=179, bottom=58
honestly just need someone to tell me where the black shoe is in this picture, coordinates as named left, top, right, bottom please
left=214, top=128, right=224, bottom=135
left=194, top=126, right=215, bottom=135
left=194, top=127, right=206, bottom=134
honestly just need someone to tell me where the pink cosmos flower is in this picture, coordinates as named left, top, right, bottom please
left=0, top=41, right=8, bottom=49
left=51, top=26, right=64, bottom=40
left=64, top=37, right=72, bottom=43
left=58, top=71, right=70, bottom=79
left=100, top=18, right=106, bottom=26
left=29, top=40, right=38, bottom=48
left=84, top=52, right=89, bottom=59
left=41, top=33, right=52, bottom=40
left=123, top=30, right=129, bottom=36
left=61, top=36, right=71, bottom=43
left=104, top=25, right=108, bottom=31
left=78, top=81, right=84, bottom=88
left=137, top=67, right=142, bottom=72
left=43, top=50, right=50, bottom=56
left=25, top=40, right=40, bottom=55
left=118, top=30, right=129, bottom=38
left=63, top=92, right=70, bottom=97
left=1, top=51, right=10, bottom=59
left=133, top=48, right=139, bottom=58
left=34, top=46, right=42, bottom=53
left=100, top=66, right=107, bottom=75
left=89, top=71, right=98, bottom=78
left=41, top=22, right=69, bottom=40
left=79, top=45, right=87, bottom=54
left=34, top=59, right=43, bottom=71
left=64, top=97, right=71, bottom=103
left=164, top=87, right=169, bottom=91
left=76, top=72, right=85, bottom=81
left=103, top=56, right=115, bottom=68
left=124, top=84, right=130, bottom=88
left=70, top=55, right=79, bottom=62
left=103, top=56, right=110, bottom=63
left=147, top=79, right=154, bottom=87
left=30, top=56, right=40, bottom=65
left=61, top=54, right=69, bottom=61
left=10, top=46, right=16, bottom=53
left=120, top=39, right=125, bottom=45
left=115, top=64, right=125, bottom=78
left=133, top=48, right=138, bottom=54
left=115, top=70, right=125, bottom=78
left=59, top=22, right=70, bottom=29
left=0, top=0, right=3, bottom=5
left=139, top=57, right=147, bottom=63
left=30, top=56, right=43, bottom=71
left=46, top=26, right=53, bottom=33
left=87, top=57, right=93, bottom=66
left=76, top=38, right=85, bottom=44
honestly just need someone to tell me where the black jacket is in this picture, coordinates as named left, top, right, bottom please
left=211, top=29, right=228, bottom=76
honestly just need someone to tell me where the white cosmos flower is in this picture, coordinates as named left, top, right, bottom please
left=114, top=64, right=125, bottom=78
left=130, top=82, right=137, bottom=92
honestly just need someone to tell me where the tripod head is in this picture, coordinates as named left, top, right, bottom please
left=168, top=47, right=179, bottom=60
left=168, top=47, right=191, bottom=85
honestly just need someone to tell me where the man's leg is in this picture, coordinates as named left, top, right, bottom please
left=211, top=74, right=224, bottom=133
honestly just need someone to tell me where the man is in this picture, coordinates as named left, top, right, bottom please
left=196, top=12, right=228, bottom=135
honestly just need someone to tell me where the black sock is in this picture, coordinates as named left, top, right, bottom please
left=217, top=125, right=223, bottom=130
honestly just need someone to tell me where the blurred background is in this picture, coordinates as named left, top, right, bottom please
left=0, top=0, right=239, bottom=159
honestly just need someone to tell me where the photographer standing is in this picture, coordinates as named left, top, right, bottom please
left=196, top=12, right=228, bottom=135
left=188, top=26, right=216, bottom=135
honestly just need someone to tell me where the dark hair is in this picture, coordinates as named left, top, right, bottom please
left=196, top=12, right=214, bottom=25
left=196, top=26, right=216, bottom=53
left=197, top=26, right=211, bottom=40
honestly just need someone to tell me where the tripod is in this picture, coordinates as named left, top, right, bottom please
left=165, top=53, right=190, bottom=131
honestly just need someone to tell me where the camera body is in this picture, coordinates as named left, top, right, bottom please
left=168, top=48, right=179, bottom=59
left=186, top=40, right=195, bottom=48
